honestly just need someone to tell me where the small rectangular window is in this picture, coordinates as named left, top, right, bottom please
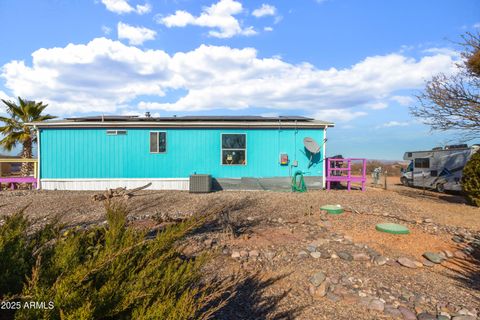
left=106, top=130, right=127, bottom=135
left=221, top=134, right=246, bottom=165
left=414, top=158, right=430, bottom=168
left=150, top=132, right=166, bottom=153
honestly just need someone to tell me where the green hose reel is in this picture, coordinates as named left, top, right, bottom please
left=291, top=170, right=307, bottom=192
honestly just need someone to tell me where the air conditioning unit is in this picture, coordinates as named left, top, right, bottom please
left=189, top=174, right=212, bottom=193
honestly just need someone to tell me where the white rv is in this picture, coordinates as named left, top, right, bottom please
left=401, top=144, right=480, bottom=192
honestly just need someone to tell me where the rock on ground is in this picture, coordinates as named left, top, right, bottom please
left=310, top=271, right=326, bottom=287
left=397, top=257, right=417, bottom=269
left=353, top=253, right=370, bottom=261
left=367, top=299, right=385, bottom=312
left=374, top=255, right=388, bottom=266
left=337, top=251, right=353, bottom=261
left=398, top=306, right=417, bottom=320
left=423, top=252, right=443, bottom=264
left=417, top=312, right=437, bottom=320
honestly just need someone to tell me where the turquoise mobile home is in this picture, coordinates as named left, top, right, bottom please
left=29, top=116, right=334, bottom=190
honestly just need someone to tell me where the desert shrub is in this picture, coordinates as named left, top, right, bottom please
left=1, top=201, right=219, bottom=320
left=0, top=211, right=33, bottom=296
left=462, top=151, right=480, bottom=206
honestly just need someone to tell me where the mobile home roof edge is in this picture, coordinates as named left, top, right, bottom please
left=26, top=120, right=335, bottom=128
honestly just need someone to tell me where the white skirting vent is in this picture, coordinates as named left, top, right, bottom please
left=40, top=178, right=189, bottom=191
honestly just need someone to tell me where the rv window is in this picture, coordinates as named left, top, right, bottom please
left=221, top=134, right=246, bottom=165
left=150, top=132, right=166, bottom=153
left=414, top=158, right=430, bottom=168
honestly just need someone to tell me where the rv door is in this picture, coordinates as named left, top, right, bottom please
left=413, top=158, right=431, bottom=187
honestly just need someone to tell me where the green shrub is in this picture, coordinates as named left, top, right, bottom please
left=1, top=201, right=219, bottom=320
left=0, top=209, right=60, bottom=299
left=462, top=151, right=480, bottom=206
left=0, top=211, right=33, bottom=296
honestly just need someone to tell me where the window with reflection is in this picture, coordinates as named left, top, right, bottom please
left=150, top=132, right=166, bottom=153
left=221, top=134, right=246, bottom=165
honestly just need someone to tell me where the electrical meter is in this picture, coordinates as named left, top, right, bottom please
left=280, top=153, right=289, bottom=165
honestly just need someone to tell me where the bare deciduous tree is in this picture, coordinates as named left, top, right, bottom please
left=411, top=32, right=480, bottom=141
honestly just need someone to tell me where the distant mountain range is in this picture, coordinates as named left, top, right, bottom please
left=370, top=159, right=409, bottom=164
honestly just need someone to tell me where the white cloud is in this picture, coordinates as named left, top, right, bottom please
left=0, top=91, right=16, bottom=114
left=312, top=109, right=368, bottom=122
left=100, top=0, right=151, bottom=15
left=101, top=25, right=112, bottom=35
left=0, top=90, right=10, bottom=100
left=241, top=26, right=257, bottom=36
left=159, top=10, right=194, bottom=27
left=259, top=112, right=279, bottom=117
left=252, top=4, right=276, bottom=17
left=0, top=38, right=459, bottom=118
left=117, top=22, right=156, bottom=45
left=141, top=50, right=458, bottom=113
left=0, top=90, right=14, bottom=102
left=101, top=0, right=132, bottom=14
left=422, top=47, right=460, bottom=58
left=135, top=3, right=151, bottom=14
left=391, top=95, right=415, bottom=106
left=398, top=44, right=414, bottom=53
left=264, top=26, right=273, bottom=32
left=377, top=121, right=411, bottom=128
left=1, top=38, right=171, bottom=114
left=157, top=0, right=256, bottom=38
left=365, top=102, right=388, bottom=110
left=473, top=22, right=480, bottom=28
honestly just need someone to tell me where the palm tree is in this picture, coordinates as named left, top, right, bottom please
left=0, top=97, right=56, bottom=176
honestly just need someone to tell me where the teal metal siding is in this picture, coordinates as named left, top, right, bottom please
left=40, top=128, right=325, bottom=179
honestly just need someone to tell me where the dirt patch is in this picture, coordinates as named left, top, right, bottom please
left=1, top=186, right=479, bottom=319
left=348, top=225, right=454, bottom=258
left=229, top=226, right=302, bottom=248
left=329, top=212, right=455, bottom=258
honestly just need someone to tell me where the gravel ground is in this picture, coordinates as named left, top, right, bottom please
left=0, top=183, right=479, bottom=319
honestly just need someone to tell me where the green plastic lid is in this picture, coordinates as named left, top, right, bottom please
left=321, top=204, right=344, bottom=214
left=375, top=223, right=410, bottom=234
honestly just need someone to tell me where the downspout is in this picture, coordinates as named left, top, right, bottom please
left=322, top=126, right=327, bottom=189
left=278, top=119, right=282, bottom=175
left=278, top=119, right=281, bottom=164
left=292, top=120, right=298, bottom=177
left=35, top=125, right=41, bottom=190
left=294, top=119, right=298, bottom=161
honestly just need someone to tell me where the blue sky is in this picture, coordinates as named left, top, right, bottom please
left=0, top=0, right=479, bottom=159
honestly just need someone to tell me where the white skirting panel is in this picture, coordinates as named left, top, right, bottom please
left=40, top=178, right=189, bottom=191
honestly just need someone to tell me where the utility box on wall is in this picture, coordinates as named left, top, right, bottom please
left=279, top=153, right=289, bottom=165
left=189, top=174, right=212, bottom=193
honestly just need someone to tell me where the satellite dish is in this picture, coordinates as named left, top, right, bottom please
left=303, top=137, right=321, bottom=168
left=303, top=137, right=321, bottom=154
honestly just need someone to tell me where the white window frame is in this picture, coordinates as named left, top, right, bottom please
left=106, top=129, right=127, bottom=135
left=150, top=131, right=167, bottom=154
left=221, top=133, right=247, bottom=166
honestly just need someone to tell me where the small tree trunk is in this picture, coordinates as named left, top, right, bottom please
left=20, top=138, right=33, bottom=176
